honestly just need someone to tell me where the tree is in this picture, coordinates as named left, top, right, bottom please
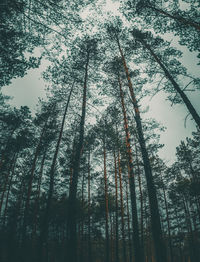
left=131, top=29, right=200, bottom=128
left=107, top=24, right=167, bottom=262
left=67, top=36, right=99, bottom=262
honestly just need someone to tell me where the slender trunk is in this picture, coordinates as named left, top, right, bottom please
left=103, top=138, right=110, bottom=262
left=174, top=208, right=183, bottom=262
left=182, top=197, right=199, bottom=262
left=116, top=37, right=167, bottom=262
left=113, top=150, right=119, bottom=262
left=80, top=173, right=85, bottom=262
left=7, top=174, right=26, bottom=262
left=118, top=150, right=127, bottom=262
left=0, top=128, right=16, bottom=174
left=0, top=154, right=16, bottom=214
left=2, top=154, right=17, bottom=226
left=186, top=198, right=200, bottom=262
left=110, top=213, right=114, bottom=262
left=139, top=39, right=200, bottom=128
left=78, top=222, right=81, bottom=262
left=38, top=81, right=74, bottom=262
left=161, top=177, right=174, bottom=262
left=146, top=5, right=200, bottom=31
left=67, top=50, right=90, bottom=262
left=125, top=174, right=132, bottom=262
left=118, top=75, right=144, bottom=262
left=194, top=196, right=200, bottom=228
left=69, top=135, right=77, bottom=190
left=32, top=151, right=46, bottom=242
left=87, top=150, right=92, bottom=262
left=135, top=145, right=144, bottom=252
left=22, top=121, right=48, bottom=243
left=0, top=154, right=4, bottom=171
left=30, top=152, right=46, bottom=262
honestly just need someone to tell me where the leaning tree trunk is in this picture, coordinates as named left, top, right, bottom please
left=138, top=39, right=200, bottom=128
left=118, top=75, right=144, bottom=262
left=67, top=50, right=90, bottom=262
left=144, top=4, right=200, bottom=31
left=116, top=36, right=167, bottom=262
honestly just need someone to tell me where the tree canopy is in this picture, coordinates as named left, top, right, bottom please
left=0, top=1, right=199, bottom=262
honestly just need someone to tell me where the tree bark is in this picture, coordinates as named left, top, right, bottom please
left=80, top=173, right=85, bottom=262
left=38, top=81, right=74, bottom=262
left=22, top=119, right=48, bottom=245
left=0, top=153, right=16, bottom=214
left=2, top=154, right=17, bottom=225
left=135, top=145, right=145, bottom=256
left=116, top=36, right=167, bottom=262
left=125, top=173, right=133, bottom=262
left=118, top=150, right=127, bottom=262
left=32, top=151, right=46, bottom=244
left=160, top=173, right=174, bottom=262
left=103, top=137, right=110, bottom=262
left=118, top=75, right=144, bottom=262
left=67, top=50, right=90, bottom=262
left=113, top=150, right=119, bottom=262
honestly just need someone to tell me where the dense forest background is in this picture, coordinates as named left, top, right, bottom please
left=0, top=1, right=200, bottom=262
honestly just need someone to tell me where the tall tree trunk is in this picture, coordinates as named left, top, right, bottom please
left=135, top=144, right=144, bottom=253
left=110, top=213, right=114, bottom=262
left=125, top=172, right=132, bottom=262
left=183, top=197, right=199, bottom=262
left=174, top=208, right=183, bottom=262
left=116, top=36, right=167, bottom=262
left=0, top=153, right=16, bottom=214
left=0, top=128, right=17, bottom=173
left=118, top=150, right=127, bottom=262
left=138, top=39, right=200, bottom=128
left=7, top=173, right=26, bottom=262
left=32, top=151, right=46, bottom=245
left=118, top=75, right=144, bottom=262
left=2, top=154, right=17, bottom=226
left=160, top=173, right=174, bottom=262
left=87, top=150, right=92, bottom=262
left=113, top=150, right=119, bottom=262
left=67, top=50, right=90, bottom=262
left=69, top=135, right=77, bottom=190
left=80, top=173, right=85, bottom=262
left=22, top=120, right=48, bottom=245
left=103, top=137, right=110, bottom=262
left=38, top=81, right=74, bottom=262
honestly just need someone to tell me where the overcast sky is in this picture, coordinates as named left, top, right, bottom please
left=2, top=0, right=200, bottom=165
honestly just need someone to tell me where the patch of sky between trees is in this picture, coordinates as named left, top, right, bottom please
left=2, top=0, right=200, bottom=165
